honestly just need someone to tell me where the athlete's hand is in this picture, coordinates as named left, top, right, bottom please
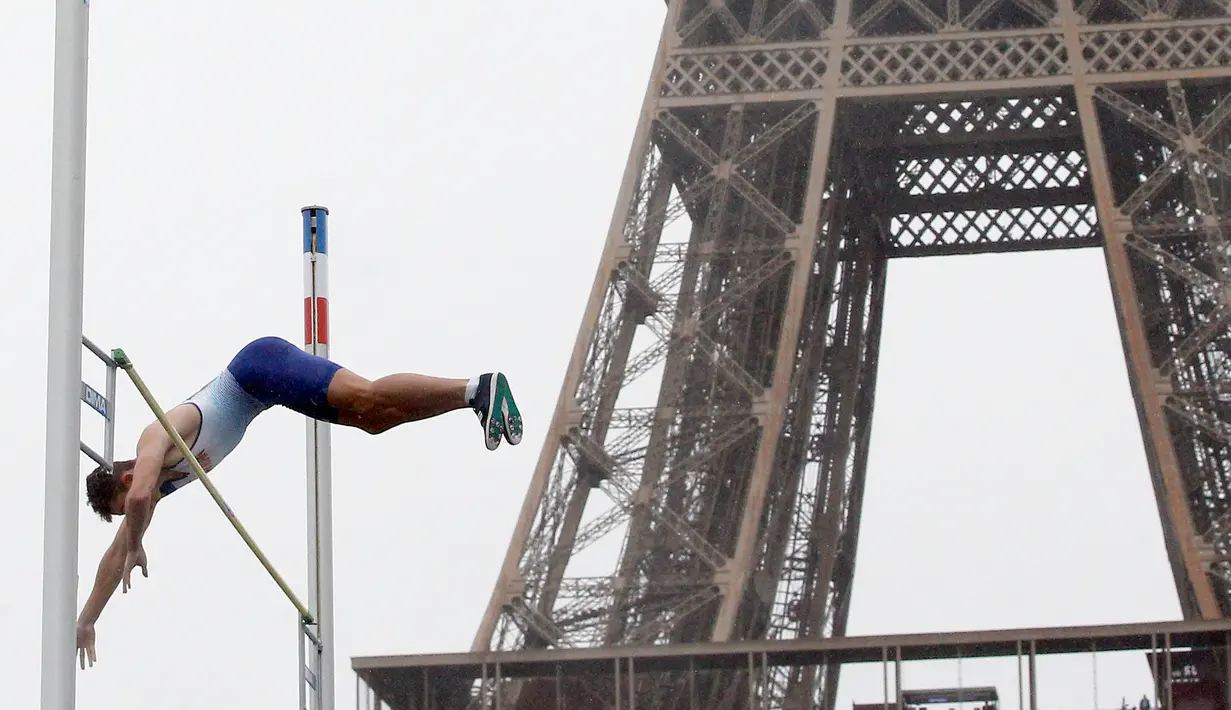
left=76, top=622, right=97, bottom=669
left=121, top=545, right=148, bottom=593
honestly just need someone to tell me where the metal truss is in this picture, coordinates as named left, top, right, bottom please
left=468, top=1, right=1231, bottom=710
left=1086, top=77, right=1231, bottom=615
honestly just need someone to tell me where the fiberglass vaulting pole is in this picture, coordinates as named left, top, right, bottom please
left=42, top=1, right=90, bottom=708
left=303, top=206, right=335, bottom=710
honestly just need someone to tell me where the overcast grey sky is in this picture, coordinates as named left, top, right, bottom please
left=1, top=2, right=1184, bottom=709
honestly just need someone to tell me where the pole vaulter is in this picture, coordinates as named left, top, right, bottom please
left=64, top=219, right=525, bottom=710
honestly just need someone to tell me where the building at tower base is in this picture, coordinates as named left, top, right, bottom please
left=352, top=620, right=1231, bottom=710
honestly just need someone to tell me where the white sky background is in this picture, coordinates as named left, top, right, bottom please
left=0, top=1, right=1186, bottom=709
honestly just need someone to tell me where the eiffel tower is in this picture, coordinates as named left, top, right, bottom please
left=456, top=0, right=1231, bottom=709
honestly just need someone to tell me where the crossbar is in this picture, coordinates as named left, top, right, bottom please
left=111, top=347, right=315, bottom=624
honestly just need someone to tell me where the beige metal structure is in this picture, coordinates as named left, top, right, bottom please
left=400, top=0, right=1231, bottom=708
left=353, top=619, right=1231, bottom=710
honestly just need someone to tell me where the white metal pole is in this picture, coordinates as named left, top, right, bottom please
left=302, top=205, right=335, bottom=710
left=42, top=0, right=90, bottom=708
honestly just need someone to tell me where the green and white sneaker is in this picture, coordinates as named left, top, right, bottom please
left=468, top=372, right=524, bottom=451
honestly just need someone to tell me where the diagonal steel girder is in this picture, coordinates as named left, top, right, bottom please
left=1122, top=233, right=1229, bottom=380
left=656, top=107, right=806, bottom=236
left=1097, top=83, right=1231, bottom=445
left=758, top=0, right=830, bottom=40
left=562, top=428, right=730, bottom=571
left=677, top=0, right=746, bottom=45
left=1094, top=86, right=1231, bottom=183
left=605, top=104, right=773, bottom=646
left=1076, top=66, right=1231, bottom=619
left=726, top=149, right=888, bottom=710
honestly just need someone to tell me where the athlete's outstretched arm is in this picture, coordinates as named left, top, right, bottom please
left=124, top=423, right=173, bottom=554
left=75, top=508, right=156, bottom=668
left=79, top=518, right=132, bottom=628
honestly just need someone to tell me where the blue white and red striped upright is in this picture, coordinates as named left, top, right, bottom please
left=300, top=205, right=335, bottom=710
left=302, top=206, right=330, bottom=354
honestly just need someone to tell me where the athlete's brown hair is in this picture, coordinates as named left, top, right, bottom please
left=84, top=459, right=135, bottom=523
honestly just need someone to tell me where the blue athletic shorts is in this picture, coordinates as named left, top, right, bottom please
left=226, top=336, right=345, bottom=422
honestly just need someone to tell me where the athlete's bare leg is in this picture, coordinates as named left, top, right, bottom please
left=326, top=369, right=468, bottom=434
left=326, top=367, right=524, bottom=450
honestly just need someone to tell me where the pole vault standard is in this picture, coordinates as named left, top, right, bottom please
left=41, top=0, right=91, bottom=708
left=302, top=205, right=336, bottom=710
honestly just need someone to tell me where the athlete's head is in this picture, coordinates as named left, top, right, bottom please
left=85, top=459, right=137, bottom=523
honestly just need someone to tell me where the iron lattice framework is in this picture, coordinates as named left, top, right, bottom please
left=473, top=1, right=1231, bottom=709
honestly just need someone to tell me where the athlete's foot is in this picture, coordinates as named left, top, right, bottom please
left=468, top=372, right=524, bottom=451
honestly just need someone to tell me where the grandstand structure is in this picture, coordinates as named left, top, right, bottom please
left=352, top=0, right=1231, bottom=708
